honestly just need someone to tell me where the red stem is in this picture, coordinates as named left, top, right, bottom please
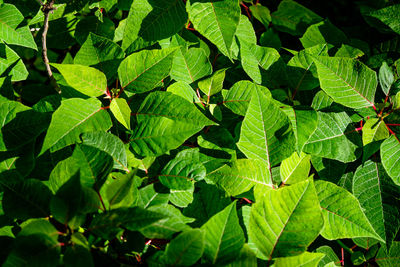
left=386, top=123, right=400, bottom=126
left=240, top=2, right=252, bottom=19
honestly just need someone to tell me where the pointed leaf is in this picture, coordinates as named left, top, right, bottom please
left=249, top=180, right=323, bottom=260
left=375, top=241, right=400, bottom=267
left=0, top=43, right=28, bottom=82
left=130, top=91, right=216, bottom=156
left=315, top=180, right=383, bottom=241
left=118, top=48, right=177, bottom=93
left=313, top=56, right=377, bottom=109
left=280, top=152, right=311, bottom=185
left=381, top=135, right=400, bottom=185
left=237, top=87, right=295, bottom=169
left=41, top=98, right=112, bottom=154
left=274, top=252, right=325, bottom=267
left=187, top=0, right=240, bottom=59
left=379, top=62, right=394, bottom=95
left=51, top=64, right=107, bottom=97
left=353, top=160, right=400, bottom=249
left=110, top=98, right=131, bottom=130
left=164, top=229, right=205, bottom=266
left=201, top=201, right=245, bottom=264
left=368, top=5, right=400, bottom=35
left=300, top=20, right=348, bottom=48
left=198, top=68, right=227, bottom=98
left=167, top=81, right=200, bottom=103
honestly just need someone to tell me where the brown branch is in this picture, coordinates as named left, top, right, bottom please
left=41, top=1, right=60, bottom=93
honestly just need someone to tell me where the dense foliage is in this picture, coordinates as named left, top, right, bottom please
left=1, top=0, right=400, bottom=266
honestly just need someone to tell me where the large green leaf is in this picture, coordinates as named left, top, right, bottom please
left=313, top=56, right=377, bottom=109
left=280, top=152, right=311, bottom=185
left=381, top=135, right=400, bottom=185
left=207, top=159, right=272, bottom=196
left=186, top=0, right=240, bottom=59
left=81, top=131, right=128, bottom=171
left=74, top=33, right=125, bottom=80
left=110, top=98, right=131, bottom=130
left=362, top=118, right=389, bottom=145
left=249, top=180, right=323, bottom=260
left=368, top=4, right=400, bottom=35
left=271, top=0, right=322, bottom=36
left=0, top=4, right=37, bottom=50
left=118, top=48, right=177, bottom=93
left=201, top=201, right=245, bottom=264
left=51, top=64, right=107, bottom=97
left=130, top=91, right=216, bottom=156
left=375, top=241, right=400, bottom=267
left=303, top=111, right=361, bottom=162
left=353, top=160, right=400, bottom=249
left=237, top=87, right=295, bottom=170
left=122, top=0, right=187, bottom=51
left=300, top=20, right=348, bottom=48
left=164, top=229, right=205, bottom=266
left=170, top=47, right=212, bottom=84
left=102, top=172, right=139, bottom=209
left=40, top=98, right=112, bottom=154
left=314, top=180, right=382, bottom=241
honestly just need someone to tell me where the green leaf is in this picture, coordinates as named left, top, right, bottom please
left=274, top=252, right=325, bottom=267
left=201, top=201, right=245, bottom=264
left=315, top=246, right=340, bottom=267
left=121, top=0, right=187, bottom=51
left=368, top=5, right=400, bottom=35
left=167, top=81, right=200, bottom=103
left=379, top=62, right=394, bottom=95
left=81, top=131, right=128, bottom=171
left=130, top=91, right=216, bottom=157
left=74, top=33, right=125, bottom=80
left=51, top=64, right=107, bottom=97
left=170, top=47, right=212, bottom=84
left=74, top=16, right=115, bottom=45
left=249, top=180, right=323, bottom=260
left=40, top=98, right=112, bottom=154
left=89, top=207, right=164, bottom=240
left=300, top=20, right=348, bottom=48
left=222, top=80, right=262, bottom=116
left=381, top=135, right=400, bottom=185
left=110, top=98, right=131, bottom=130
left=375, top=241, right=400, bottom=267
left=271, top=0, right=322, bottom=36
left=237, top=87, right=295, bottom=169
left=207, top=159, right=272, bottom=196
left=118, top=48, right=177, bottom=93
left=63, top=245, right=94, bottom=267
left=353, top=160, right=400, bottom=249
left=362, top=118, right=389, bottom=145
left=198, top=68, right=227, bottom=100
left=313, top=56, right=377, bottom=109
left=164, top=229, right=205, bottom=266
left=187, top=0, right=241, bottom=59
left=0, top=43, right=28, bottom=82
left=303, top=111, right=361, bottom=162
left=314, top=180, right=382, bottom=241
left=102, top=172, right=138, bottom=209
left=280, top=152, right=311, bottom=185
left=0, top=4, right=37, bottom=50
left=250, top=4, right=271, bottom=27
left=137, top=183, right=169, bottom=209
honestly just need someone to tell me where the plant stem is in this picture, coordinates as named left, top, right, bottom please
left=337, top=240, right=354, bottom=254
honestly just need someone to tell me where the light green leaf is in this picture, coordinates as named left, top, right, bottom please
left=249, top=180, right=323, bottom=260
left=274, top=252, right=325, bottom=267
left=250, top=4, right=271, bottom=27
left=137, top=184, right=169, bottom=209
left=353, top=160, right=400, bottom=249
left=74, top=33, right=125, bottom=80
left=368, top=5, right=400, bottom=35
left=51, top=64, right=107, bottom=97
left=201, top=201, right=245, bottom=264
left=303, top=111, right=361, bottom=162
left=170, top=47, right=212, bottom=84
left=130, top=91, right=216, bottom=157
left=375, top=241, right=400, bottom=267
left=118, top=48, right=177, bottom=93
left=0, top=4, right=37, bottom=50
left=362, top=118, right=389, bottom=146
left=81, top=131, right=128, bottom=171
left=381, top=135, right=400, bottom=185
left=271, top=0, right=322, bottom=36
left=103, top=172, right=138, bottom=209
left=300, top=20, right=347, bottom=48
left=315, top=180, right=383, bottom=241
left=164, top=229, right=205, bottom=266
left=315, top=246, right=340, bottom=267
left=207, top=159, right=272, bottom=196
left=379, top=61, right=394, bottom=95
left=110, top=98, right=131, bottom=130
left=335, top=44, right=365, bottom=58
left=122, top=0, right=187, bottom=51
left=280, top=152, right=311, bottom=185
left=187, top=0, right=240, bottom=59
left=313, top=56, right=377, bottom=109
left=198, top=68, right=227, bottom=99
left=237, top=87, right=295, bottom=169
left=167, top=81, right=199, bottom=103
left=0, top=43, right=28, bottom=82
left=41, top=98, right=112, bottom=154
